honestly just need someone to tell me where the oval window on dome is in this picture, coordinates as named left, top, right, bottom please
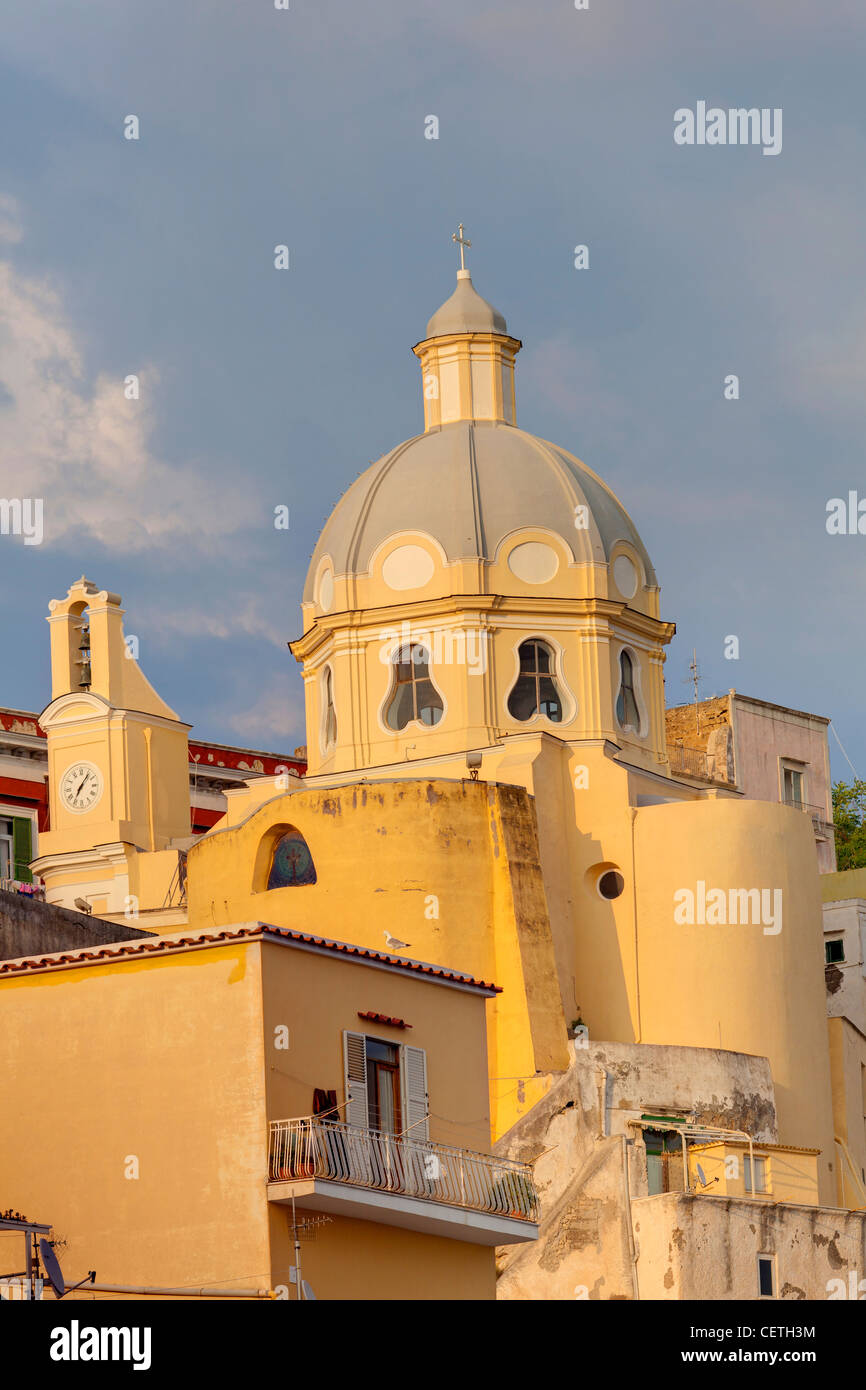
left=612, top=554, right=638, bottom=601
left=507, top=542, right=559, bottom=584
left=317, top=564, right=334, bottom=612
left=381, top=545, right=435, bottom=591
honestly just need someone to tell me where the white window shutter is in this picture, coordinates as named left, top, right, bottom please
left=401, top=1045, right=429, bottom=1142
left=343, top=1031, right=368, bottom=1128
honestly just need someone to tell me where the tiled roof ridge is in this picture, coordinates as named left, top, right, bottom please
left=0, top=922, right=501, bottom=994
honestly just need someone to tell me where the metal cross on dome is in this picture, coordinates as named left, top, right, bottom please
left=452, top=222, right=471, bottom=271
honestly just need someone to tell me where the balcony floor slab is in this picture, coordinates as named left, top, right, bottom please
left=267, top=1179, right=538, bottom=1246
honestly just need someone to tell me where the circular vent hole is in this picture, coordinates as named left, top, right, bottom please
left=597, top=870, right=625, bottom=900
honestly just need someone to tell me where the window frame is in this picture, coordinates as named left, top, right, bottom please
left=615, top=646, right=644, bottom=737
left=0, top=807, right=37, bottom=885
left=744, top=1153, right=769, bottom=1195
left=757, top=1253, right=776, bottom=1299
left=320, top=664, right=337, bottom=754
left=343, top=1030, right=429, bottom=1142
left=505, top=635, right=573, bottom=727
left=380, top=642, right=446, bottom=734
left=779, top=758, right=807, bottom=810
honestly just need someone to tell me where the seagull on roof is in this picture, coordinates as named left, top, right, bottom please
left=384, top=931, right=411, bottom=953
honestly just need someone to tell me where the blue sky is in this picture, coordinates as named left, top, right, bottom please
left=0, top=0, right=864, bottom=777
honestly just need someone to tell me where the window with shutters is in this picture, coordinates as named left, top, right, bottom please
left=343, top=1030, right=428, bottom=1141
left=0, top=814, right=33, bottom=883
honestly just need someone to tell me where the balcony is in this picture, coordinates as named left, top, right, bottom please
left=668, top=745, right=710, bottom=780
left=782, top=796, right=834, bottom=838
left=267, top=1118, right=539, bottom=1246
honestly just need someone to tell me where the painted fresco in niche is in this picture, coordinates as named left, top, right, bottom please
left=267, top=829, right=317, bottom=888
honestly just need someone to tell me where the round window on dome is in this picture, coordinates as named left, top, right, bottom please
left=382, top=544, right=435, bottom=591
left=507, top=541, right=559, bottom=584
left=317, top=564, right=334, bottom=613
left=612, top=554, right=638, bottom=600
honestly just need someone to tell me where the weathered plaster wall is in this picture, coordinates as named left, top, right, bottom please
left=495, top=1041, right=776, bottom=1300
left=633, top=1191, right=866, bottom=1300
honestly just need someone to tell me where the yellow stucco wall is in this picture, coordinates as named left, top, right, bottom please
left=259, top=940, right=496, bottom=1299
left=631, top=799, right=837, bottom=1203
left=0, top=934, right=500, bottom=1300
left=0, top=942, right=270, bottom=1294
left=828, top=1016, right=866, bottom=1208
left=259, top=939, right=492, bottom=1153
left=688, top=1143, right=820, bottom=1205
left=187, top=780, right=570, bottom=1136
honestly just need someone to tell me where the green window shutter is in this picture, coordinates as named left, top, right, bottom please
left=12, top=816, right=33, bottom=883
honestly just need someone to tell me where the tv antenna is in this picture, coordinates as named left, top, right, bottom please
left=681, top=648, right=703, bottom=733
left=288, top=1194, right=330, bottom=1301
left=0, top=1214, right=94, bottom=1300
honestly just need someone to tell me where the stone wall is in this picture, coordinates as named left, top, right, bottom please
left=665, top=695, right=731, bottom=754
left=0, top=889, right=153, bottom=961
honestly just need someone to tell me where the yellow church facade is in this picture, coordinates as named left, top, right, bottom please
left=13, top=249, right=865, bottom=1298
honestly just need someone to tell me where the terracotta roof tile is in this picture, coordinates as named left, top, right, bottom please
left=0, top=923, right=501, bottom=994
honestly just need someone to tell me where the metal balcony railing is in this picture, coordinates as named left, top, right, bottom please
left=782, top=797, right=834, bottom=836
left=268, top=1117, right=539, bottom=1223
left=668, top=745, right=710, bottom=779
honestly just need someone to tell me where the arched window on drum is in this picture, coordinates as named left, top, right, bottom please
left=267, top=828, right=317, bottom=888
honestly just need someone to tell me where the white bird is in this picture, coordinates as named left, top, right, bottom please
left=384, top=931, right=411, bottom=953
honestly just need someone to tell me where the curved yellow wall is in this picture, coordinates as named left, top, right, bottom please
left=629, top=799, right=836, bottom=1202
left=186, top=779, right=570, bottom=1137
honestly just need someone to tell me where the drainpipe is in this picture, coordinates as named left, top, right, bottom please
left=596, top=1068, right=608, bottom=1138
left=835, top=1136, right=866, bottom=1208
left=65, top=1282, right=274, bottom=1299
left=628, top=807, right=642, bottom=1042
left=620, top=1134, right=640, bottom=1301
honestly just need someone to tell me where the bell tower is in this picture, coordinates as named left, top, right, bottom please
left=32, top=577, right=192, bottom=921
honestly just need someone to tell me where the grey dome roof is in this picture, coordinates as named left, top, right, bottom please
left=304, top=421, right=656, bottom=601
left=425, top=271, right=508, bottom=338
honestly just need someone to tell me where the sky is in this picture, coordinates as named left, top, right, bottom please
left=0, top=0, right=864, bottom=777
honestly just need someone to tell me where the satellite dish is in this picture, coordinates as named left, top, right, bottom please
left=288, top=1267, right=317, bottom=1300
left=39, top=1239, right=65, bottom=1298
left=696, top=1163, right=707, bottom=1188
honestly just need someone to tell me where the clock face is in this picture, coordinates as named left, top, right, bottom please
left=60, top=761, right=104, bottom=814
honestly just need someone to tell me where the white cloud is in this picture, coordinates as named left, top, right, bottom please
left=212, top=674, right=305, bottom=747
left=136, top=595, right=291, bottom=651
left=0, top=252, right=258, bottom=553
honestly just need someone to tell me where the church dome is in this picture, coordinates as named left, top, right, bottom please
left=425, top=268, right=508, bottom=337
left=303, top=420, right=656, bottom=602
